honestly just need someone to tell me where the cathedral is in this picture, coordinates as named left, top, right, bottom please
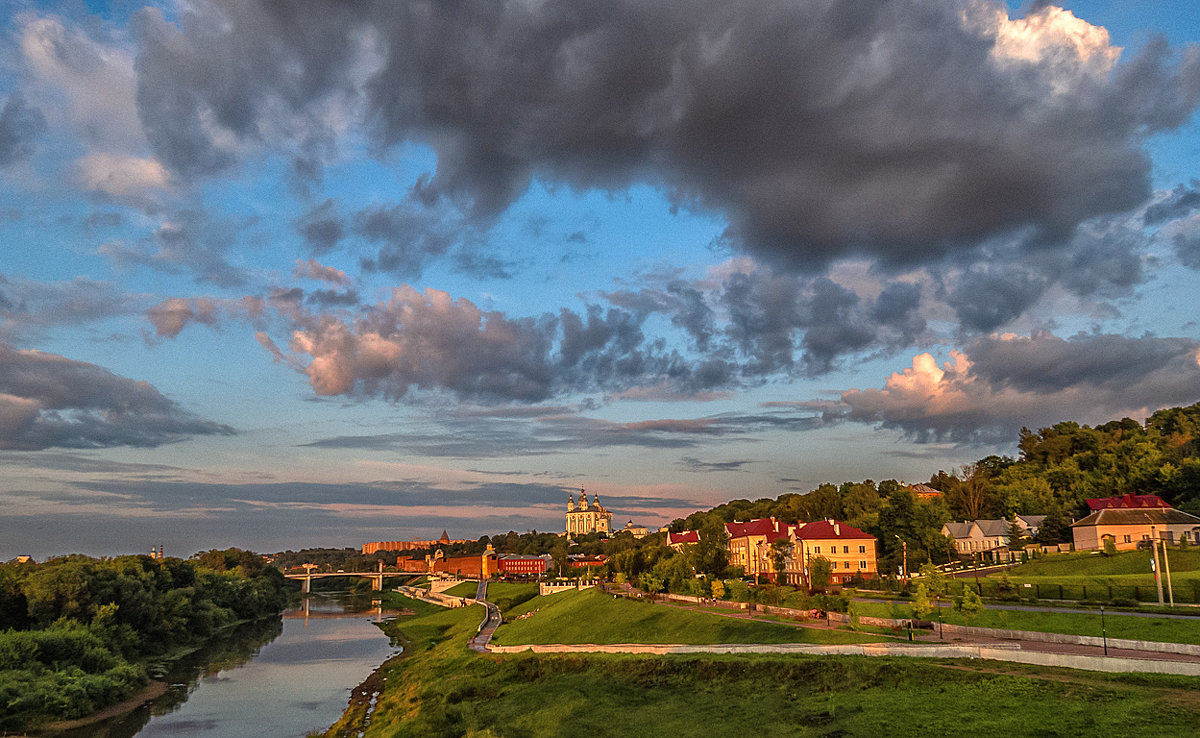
left=565, top=488, right=612, bottom=537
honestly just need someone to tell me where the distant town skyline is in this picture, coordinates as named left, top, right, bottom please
left=2, top=0, right=1200, bottom=558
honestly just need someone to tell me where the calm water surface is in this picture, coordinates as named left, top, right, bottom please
left=66, top=595, right=401, bottom=738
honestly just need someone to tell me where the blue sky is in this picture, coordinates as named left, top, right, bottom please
left=2, top=0, right=1199, bottom=558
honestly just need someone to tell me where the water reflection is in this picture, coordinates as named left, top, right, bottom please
left=54, top=594, right=402, bottom=738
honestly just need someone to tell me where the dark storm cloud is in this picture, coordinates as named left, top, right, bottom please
left=0, top=342, right=234, bottom=450
left=944, top=265, right=1050, bottom=333
left=0, top=94, right=45, bottom=167
left=295, top=199, right=344, bottom=254
left=840, top=333, right=1200, bottom=444
left=967, top=332, right=1200, bottom=396
left=131, top=0, right=1200, bottom=268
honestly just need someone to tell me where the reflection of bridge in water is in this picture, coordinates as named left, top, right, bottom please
left=287, top=597, right=412, bottom=625
left=283, top=564, right=411, bottom=593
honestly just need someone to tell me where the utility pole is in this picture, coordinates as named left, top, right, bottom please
left=1151, top=524, right=1165, bottom=606
left=1161, top=534, right=1175, bottom=607
left=894, top=535, right=908, bottom=581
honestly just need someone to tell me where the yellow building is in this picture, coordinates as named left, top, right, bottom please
left=565, top=488, right=612, bottom=537
left=725, top=518, right=793, bottom=582
left=788, top=519, right=878, bottom=586
left=1071, top=507, right=1200, bottom=551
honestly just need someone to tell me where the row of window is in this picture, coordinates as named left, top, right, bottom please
left=810, top=544, right=868, bottom=555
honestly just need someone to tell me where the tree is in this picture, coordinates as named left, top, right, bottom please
left=710, top=578, right=726, bottom=600
left=1034, top=507, right=1071, bottom=545
left=911, top=583, right=934, bottom=620
left=770, top=539, right=791, bottom=584
left=808, top=555, right=832, bottom=591
left=1005, top=518, right=1026, bottom=552
left=957, top=587, right=985, bottom=624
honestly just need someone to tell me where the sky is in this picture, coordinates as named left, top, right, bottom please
left=1, top=0, right=1199, bottom=559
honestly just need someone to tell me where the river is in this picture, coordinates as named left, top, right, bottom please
left=56, top=595, right=402, bottom=738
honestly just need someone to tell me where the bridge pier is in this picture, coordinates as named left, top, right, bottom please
left=302, top=575, right=311, bottom=594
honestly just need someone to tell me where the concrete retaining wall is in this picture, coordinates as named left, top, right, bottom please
left=539, top=582, right=597, bottom=596
left=936, top=622, right=1200, bottom=657
left=485, top=641, right=1200, bottom=675
left=396, top=585, right=477, bottom=609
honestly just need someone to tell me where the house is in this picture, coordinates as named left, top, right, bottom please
left=907, top=483, right=943, bottom=500
left=620, top=520, right=649, bottom=538
left=666, top=530, right=700, bottom=550
left=942, top=516, right=1044, bottom=559
left=725, top=518, right=794, bottom=582
left=787, top=519, right=877, bottom=586
left=1071, top=505, right=1200, bottom=551
left=1086, top=494, right=1170, bottom=511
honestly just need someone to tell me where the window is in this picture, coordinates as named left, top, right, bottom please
left=843, top=561, right=851, bottom=569
left=843, top=545, right=849, bottom=554
left=1124, top=535, right=1132, bottom=543
left=859, top=561, right=868, bottom=570
left=859, top=545, right=866, bottom=553
left=814, top=546, right=821, bottom=554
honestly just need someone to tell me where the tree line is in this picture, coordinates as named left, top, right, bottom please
left=0, top=549, right=288, bottom=731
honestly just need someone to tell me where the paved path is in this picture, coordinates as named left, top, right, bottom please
left=853, top=596, right=1200, bottom=620
left=618, top=588, right=1200, bottom=667
left=468, top=580, right=501, bottom=653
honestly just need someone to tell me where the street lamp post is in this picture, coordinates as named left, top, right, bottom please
left=894, top=535, right=908, bottom=581
left=1100, top=604, right=1108, bottom=656
left=1150, top=524, right=1165, bottom=606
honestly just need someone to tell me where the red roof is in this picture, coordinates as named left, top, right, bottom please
left=725, top=518, right=791, bottom=542
left=668, top=530, right=701, bottom=545
left=795, top=519, right=874, bottom=540
left=1086, top=494, right=1169, bottom=510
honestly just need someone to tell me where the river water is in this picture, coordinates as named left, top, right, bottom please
left=60, top=595, right=401, bottom=738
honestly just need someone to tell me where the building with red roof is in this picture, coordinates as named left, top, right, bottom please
left=1086, top=494, right=1170, bottom=511
left=787, top=519, right=878, bottom=586
left=725, top=517, right=794, bottom=582
left=666, top=530, right=701, bottom=549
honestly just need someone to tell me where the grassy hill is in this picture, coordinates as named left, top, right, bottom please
left=1006, top=549, right=1200, bottom=578
left=318, top=590, right=1200, bottom=737
left=492, top=588, right=884, bottom=646
left=993, top=550, right=1200, bottom=601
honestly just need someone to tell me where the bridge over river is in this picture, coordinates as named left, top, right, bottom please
left=284, top=565, right=411, bottom=593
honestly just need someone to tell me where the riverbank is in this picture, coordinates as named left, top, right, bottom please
left=34, top=681, right=170, bottom=735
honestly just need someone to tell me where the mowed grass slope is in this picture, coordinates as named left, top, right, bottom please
left=853, top=600, right=1200, bottom=644
left=492, top=588, right=885, bottom=645
left=323, top=591, right=1200, bottom=738
left=999, top=549, right=1200, bottom=590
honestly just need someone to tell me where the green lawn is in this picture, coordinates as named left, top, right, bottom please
left=1005, top=549, right=1200, bottom=578
left=441, top=580, right=479, bottom=597
left=318, top=590, right=1200, bottom=737
left=483, top=582, right=540, bottom=615
left=981, top=549, right=1200, bottom=602
left=493, top=588, right=885, bottom=646
left=854, top=599, right=1200, bottom=644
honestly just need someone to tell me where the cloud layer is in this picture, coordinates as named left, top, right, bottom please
left=841, top=333, right=1200, bottom=442
left=0, top=342, right=233, bottom=449
left=130, top=0, right=1200, bottom=268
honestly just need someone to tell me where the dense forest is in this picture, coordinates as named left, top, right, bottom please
left=0, top=548, right=288, bottom=731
